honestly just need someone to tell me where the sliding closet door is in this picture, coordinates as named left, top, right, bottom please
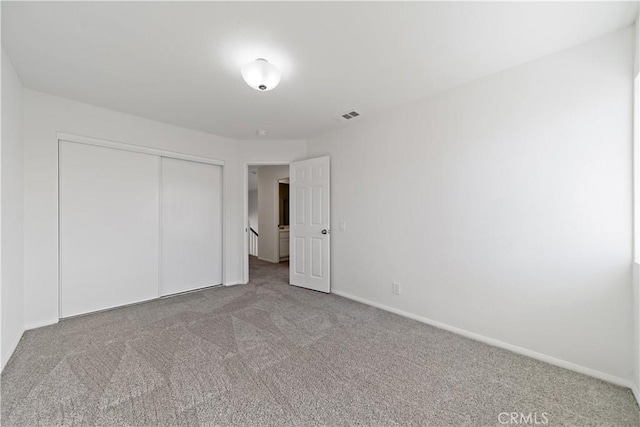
left=160, top=157, right=223, bottom=296
left=59, top=141, right=160, bottom=318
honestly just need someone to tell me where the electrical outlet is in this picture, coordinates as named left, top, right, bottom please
left=339, top=221, right=346, bottom=231
left=392, top=282, right=401, bottom=295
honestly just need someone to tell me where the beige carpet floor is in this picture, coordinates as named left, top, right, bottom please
left=1, top=257, right=639, bottom=426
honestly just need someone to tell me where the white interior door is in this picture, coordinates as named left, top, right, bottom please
left=161, top=157, right=223, bottom=296
left=60, top=141, right=160, bottom=317
left=289, top=156, right=330, bottom=293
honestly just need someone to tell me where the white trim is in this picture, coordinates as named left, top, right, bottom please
left=57, top=138, right=61, bottom=321
left=634, top=76, right=639, bottom=263
left=243, top=161, right=290, bottom=284
left=633, top=76, right=640, bottom=408
left=632, top=384, right=640, bottom=407
left=158, top=156, right=163, bottom=297
left=159, top=283, right=223, bottom=298
left=0, top=329, right=24, bottom=372
left=258, top=256, right=279, bottom=264
left=632, top=75, right=640, bottom=408
left=221, top=163, right=227, bottom=288
left=56, top=132, right=225, bottom=166
left=332, top=289, right=635, bottom=390
left=225, top=281, right=245, bottom=287
left=25, top=319, right=58, bottom=331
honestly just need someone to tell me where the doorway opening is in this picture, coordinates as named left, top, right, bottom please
left=278, top=178, right=290, bottom=262
left=244, top=163, right=290, bottom=285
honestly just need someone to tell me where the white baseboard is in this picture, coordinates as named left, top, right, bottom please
left=25, top=319, right=58, bottom=331
left=258, top=256, right=279, bottom=264
left=331, top=289, right=634, bottom=390
left=1, top=329, right=24, bottom=372
left=632, top=384, right=640, bottom=408
left=225, top=281, right=245, bottom=287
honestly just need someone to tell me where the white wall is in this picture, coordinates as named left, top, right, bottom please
left=248, top=190, right=258, bottom=233
left=307, top=27, right=635, bottom=383
left=1, top=50, right=24, bottom=370
left=22, top=89, right=306, bottom=328
left=10, top=18, right=636, bottom=395
left=632, top=15, right=640, bottom=402
left=257, top=165, right=289, bottom=263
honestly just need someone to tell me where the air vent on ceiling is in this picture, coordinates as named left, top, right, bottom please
left=340, top=110, right=361, bottom=120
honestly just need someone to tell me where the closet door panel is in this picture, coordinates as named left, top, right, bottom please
left=161, top=157, right=223, bottom=296
left=59, top=141, right=160, bottom=317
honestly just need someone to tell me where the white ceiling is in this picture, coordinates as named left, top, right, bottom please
left=2, top=1, right=637, bottom=140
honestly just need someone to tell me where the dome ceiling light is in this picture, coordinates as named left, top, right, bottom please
left=241, top=58, right=281, bottom=91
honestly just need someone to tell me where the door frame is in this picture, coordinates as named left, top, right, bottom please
left=57, top=132, right=226, bottom=320
left=243, top=161, right=290, bottom=284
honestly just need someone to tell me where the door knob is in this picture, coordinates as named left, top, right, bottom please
left=322, top=229, right=329, bottom=235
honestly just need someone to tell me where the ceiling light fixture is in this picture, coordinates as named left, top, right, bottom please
left=241, top=58, right=281, bottom=91
left=256, top=129, right=267, bottom=136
